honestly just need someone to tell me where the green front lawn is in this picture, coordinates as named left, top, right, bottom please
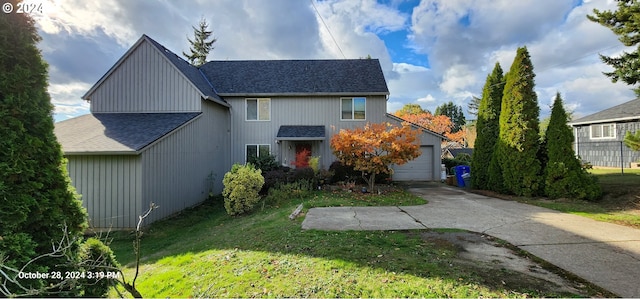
left=107, top=187, right=590, bottom=298
left=518, top=168, right=640, bottom=228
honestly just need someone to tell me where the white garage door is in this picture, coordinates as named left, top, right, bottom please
left=392, top=146, right=433, bottom=181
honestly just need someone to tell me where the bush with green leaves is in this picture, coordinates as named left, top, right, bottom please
left=79, top=238, right=120, bottom=297
left=544, top=162, right=601, bottom=201
left=222, top=164, right=265, bottom=215
left=247, top=154, right=279, bottom=172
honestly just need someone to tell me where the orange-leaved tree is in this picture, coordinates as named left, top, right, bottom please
left=330, top=122, right=421, bottom=190
left=393, top=110, right=465, bottom=144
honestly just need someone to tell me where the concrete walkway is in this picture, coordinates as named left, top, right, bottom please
left=301, top=183, right=640, bottom=298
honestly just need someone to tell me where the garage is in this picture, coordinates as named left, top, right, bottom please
left=392, top=145, right=434, bottom=181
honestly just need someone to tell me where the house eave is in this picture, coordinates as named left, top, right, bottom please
left=569, top=115, right=640, bottom=126
left=64, top=151, right=141, bottom=156
left=216, top=92, right=390, bottom=97
left=276, top=137, right=325, bottom=141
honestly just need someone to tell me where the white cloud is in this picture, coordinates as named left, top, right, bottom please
left=32, top=0, right=637, bottom=122
left=417, top=94, right=436, bottom=103
left=439, top=64, right=477, bottom=96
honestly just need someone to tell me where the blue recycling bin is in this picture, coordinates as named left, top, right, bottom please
left=454, top=165, right=470, bottom=187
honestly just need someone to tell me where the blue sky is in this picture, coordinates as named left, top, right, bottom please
left=25, top=0, right=636, bottom=122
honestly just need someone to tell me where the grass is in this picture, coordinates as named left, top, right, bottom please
left=106, top=187, right=590, bottom=298
left=515, top=168, right=640, bottom=228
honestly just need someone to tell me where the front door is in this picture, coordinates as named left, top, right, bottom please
left=294, top=143, right=311, bottom=168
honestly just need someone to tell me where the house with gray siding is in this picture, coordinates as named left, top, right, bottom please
left=54, top=34, right=444, bottom=230
left=569, top=98, right=640, bottom=168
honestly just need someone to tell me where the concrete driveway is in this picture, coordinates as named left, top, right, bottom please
left=301, top=183, right=640, bottom=298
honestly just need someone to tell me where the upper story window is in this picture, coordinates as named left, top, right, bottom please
left=246, top=98, right=270, bottom=121
left=341, top=97, right=366, bottom=120
left=590, top=123, right=616, bottom=139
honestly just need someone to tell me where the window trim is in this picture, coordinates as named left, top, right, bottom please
left=245, top=98, right=271, bottom=121
left=589, top=123, right=616, bottom=140
left=245, top=144, right=271, bottom=163
left=340, top=97, right=366, bottom=121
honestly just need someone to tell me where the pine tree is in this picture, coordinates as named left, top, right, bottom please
left=435, top=101, right=466, bottom=133
left=544, top=93, right=601, bottom=200
left=0, top=1, right=88, bottom=294
left=588, top=0, right=640, bottom=95
left=496, top=47, right=542, bottom=197
left=183, top=17, right=217, bottom=66
left=471, top=62, right=504, bottom=191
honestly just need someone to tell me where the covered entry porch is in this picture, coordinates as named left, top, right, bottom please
left=276, top=125, right=326, bottom=168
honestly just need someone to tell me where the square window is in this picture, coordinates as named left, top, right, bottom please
left=246, top=144, right=271, bottom=162
left=341, top=97, right=366, bottom=120
left=246, top=98, right=270, bottom=121
left=590, top=123, right=616, bottom=139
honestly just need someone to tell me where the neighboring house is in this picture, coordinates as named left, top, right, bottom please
left=569, top=98, right=640, bottom=168
left=54, top=34, right=444, bottom=230
left=442, top=148, right=474, bottom=160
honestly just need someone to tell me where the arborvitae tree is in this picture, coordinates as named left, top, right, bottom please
left=588, top=0, right=640, bottom=95
left=0, top=2, right=88, bottom=294
left=544, top=93, right=602, bottom=200
left=496, top=47, right=542, bottom=197
left=624, top=130, right=640, bottom=151
left=435, top=101, right=466, bottom=132
left=471, top=62, right=504, bottom=191
left=183, top=17, right=217, bottom=66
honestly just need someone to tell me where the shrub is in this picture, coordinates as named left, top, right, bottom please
left=247, top=154, right=279, bottom=172
left=544, top=162, right=602, bottom=201
left=79, top=238, right=120, bottom=297
left=291, top=148, right=310, bottom=168
left=261, top=166, right=291, bottom=194
left=263, top=181, right=314, bottom=207
left=328, top=161, right=390, bottom=184
left=309, top=156, right=320, bottom=173
left=222, top=164, right=265, bottom=215
left=291, top=167, right=315, bottom=183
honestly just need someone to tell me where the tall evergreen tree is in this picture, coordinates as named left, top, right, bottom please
left=183, top=17, right=217, bottom=66
left=588, top=0, right=640, bottom=95
left=471, top=63, right=504, bottom=191
left=0, top=0, right=88, bottom=294
left=496, top=47, right=542, bottom=197
left=435, top=101, right=466, bottom=132
left=467, top=96, right=481, bottom=118
left=624, top=130, right=640, bottom=151
left=544, top=93, right=601, bottom=200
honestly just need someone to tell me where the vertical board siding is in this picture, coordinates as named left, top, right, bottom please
left=141, top=102, right=230, bottom=225
left=89, top=41, right=201, bottom=113
left=574, top=121, right=640, bottom=168
left=66, top=155, right=141, bottom=229
left=229, top=95, right=388, bottom=169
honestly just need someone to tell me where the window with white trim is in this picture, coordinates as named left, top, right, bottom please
left=246, top=98, right=270, bottom=121
left=341, top=97, right=366, bottom=120
left=246, top=144, right=270, bottom=162
left=590, top=123, right=616, bottom=139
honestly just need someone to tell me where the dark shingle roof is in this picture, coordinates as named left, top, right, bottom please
left=143, top=35, right=224, bottom=103
left=276, top=125, right=325, bottom=140
left=448, top=148, right=474, bottom=158
left=570, top=98, right=640, bottom=125
left=54, top=113, right=200, bottom=154
left=200, top=59, right=389, bottom=96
